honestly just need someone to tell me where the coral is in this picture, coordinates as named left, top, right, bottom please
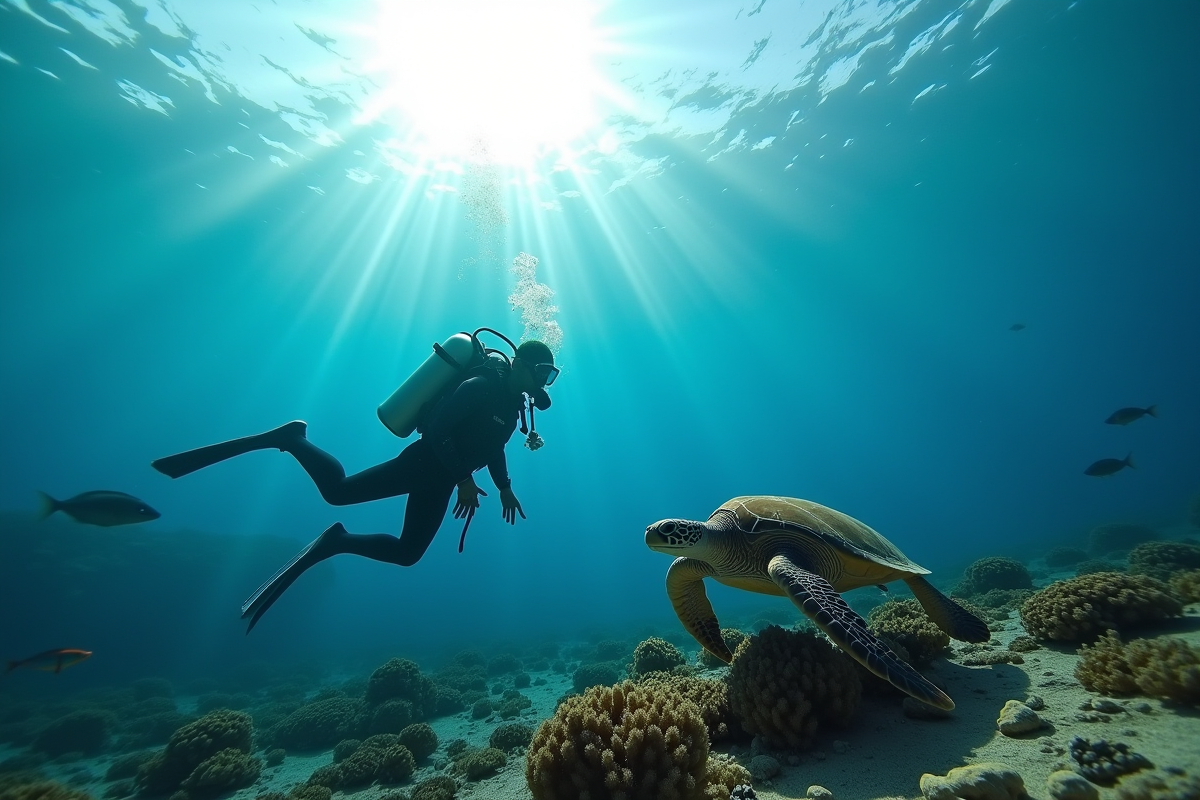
left=487, top=654, right=521, bottom=676
left=0, top=778, right=94, bottom=800
left=726, top=627, right=861, bottom=749
left=572, top=661, right=622, bottom=693
left=701, top=755, right=752, bottom=800
left=434, top=664, right=487, bottom=694
left=866, top=599, right=950, bottom=664
left=179, top=748, right=262, bottom=798
left=1169, top=570, right=1200, bottom=603
left=1069, top=736, right=1152, bottom=784
left=136, top=710, right=254, bottom=796
left=636, top=674, right=738, bottom=742
left=446, top=739, right=468, bottom=758
left=263, top=749, right=284, bottom=767
left=376, top=745, right=417, bottom=784
left=1076, top=632, right=1139, bottom=695
left=470, top=700, right=491, bottom=720
left=1009, top=635, right=1041, bottom=653
left=272, top=698, right=365, bottom=750
left=525, top=681, right=710, bottom=800
left=1019, top=573, right=1182, bottom=642
left=450, top=748, right=506, bottom=781
left=105, top=753, right=155, bottom=782
left=1116, top=768, right=1200, bottom=800
left=1091, top=523, right=1157, bottom=556
left=593, top=641, right=629, bottom=661
left=332, top=740, right=361, bottom=762
left=513, top=673, right=531, bottom=689
left=366, top=659, right=437, bottom=720
left=1125, top=637, right=1200, bottom=705
left=1077, top=559, right=1123, bottom=576
left=410, top=776, right=457, bottom=800
left=370, top=699, right=414, bottom=734
left=494, top=690, right=532, bottom=719
left=919, top=763, right=1026, bottom=800
left=629, top=638, right=686, bottom=678
left=1046, top=547, right=1089, bottom=570
left=397, top=723, right=437, bottom=760
left=33, top=710, right=115, bottom=756
left=489, top=723, right=534, bottom=752
left=698, top=629, right=748, bottom=669
left=309, top=739, right=416, bottom=789
left=1128, top=542, right=1200, bottom=582
left=123, top=713, right=195, bottom=749
left=970, top=589, right=1036, bottom=614
left=956, top=557, right=1033, bottom=596
left=289, top=786, right=330, bottom=800
left=433, top=685, right=465, bottom=716
left=132, top=680, right=174, bottom=702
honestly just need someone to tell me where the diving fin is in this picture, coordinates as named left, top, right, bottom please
left=152, top=421, right=306, bottom=479
left=241, top=521, right=344, bottom=633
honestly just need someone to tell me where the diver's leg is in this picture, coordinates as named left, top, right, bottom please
left=241, top=484, right=453, bottom=632
left=282, top=438, right=443, bottom=506
left=152, top=421, right=307, bottom=479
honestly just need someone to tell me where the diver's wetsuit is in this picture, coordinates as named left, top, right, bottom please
left=283, top=371, right=523, bottom=565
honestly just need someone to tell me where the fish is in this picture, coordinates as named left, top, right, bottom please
left=1105, top=405, right=1157, bottom=425
left=37, top=490, right=160, bottom=527
left=1009, top=323, right=1026, bottom=332
left=1084, top=453, right=1135, bottom=477
left=5, top=648, right=92, bottom=674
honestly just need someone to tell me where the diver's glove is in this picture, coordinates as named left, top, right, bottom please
left=453, top=478, right=486, bottom=520
left=500, top=486, right=526, bottom=525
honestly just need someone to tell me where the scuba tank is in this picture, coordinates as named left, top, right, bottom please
left=377, top=332, right=485, bottom=438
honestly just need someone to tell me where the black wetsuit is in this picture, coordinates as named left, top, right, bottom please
left=283, top=370, right=523, bottom=565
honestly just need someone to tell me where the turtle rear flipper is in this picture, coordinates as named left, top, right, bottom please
left=666, top=557, right=734, bottom=663
left=905, top=575, right=991, bottom=643
left=767, top=552, right=955, bottom=711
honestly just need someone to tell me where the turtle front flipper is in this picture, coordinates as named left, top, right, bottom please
left=905, top=575, right=991, bottom=643
left=767, top=552, right=955, bottom=711
left=666, top=557, right=734, bottom=664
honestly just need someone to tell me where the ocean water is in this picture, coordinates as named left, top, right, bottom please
left=0, top=0, right=1198, bottom=795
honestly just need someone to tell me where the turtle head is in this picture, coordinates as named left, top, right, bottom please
left=645, top=518, right=707, bottom=554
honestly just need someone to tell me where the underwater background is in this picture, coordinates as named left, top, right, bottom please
left=1, top=0, right=1199, bottom=798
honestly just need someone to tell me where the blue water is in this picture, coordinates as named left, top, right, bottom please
left=1, top=0, right=1197, bottom=692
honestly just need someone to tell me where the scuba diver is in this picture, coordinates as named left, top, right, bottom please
left=150, top=330, right=558, bottom=632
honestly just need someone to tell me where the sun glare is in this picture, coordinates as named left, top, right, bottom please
left=361, top=0, right=609, bottom=164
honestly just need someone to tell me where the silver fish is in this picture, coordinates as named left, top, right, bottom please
left=37, top=490, right=160, bottom=526
left=1083, top=454, right=1134, bottom=477
left=1105, top=405, right=1157, bottom=425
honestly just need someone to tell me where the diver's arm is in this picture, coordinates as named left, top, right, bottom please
left=486, top=449, right=511, bottom=491
left=425, top=377, right=488, bottom=478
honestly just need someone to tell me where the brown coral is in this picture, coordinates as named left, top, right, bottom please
left=1076, top=633, right=1200, bottom=705
left=866, top=599, right=949, bottom=664
left=1019, top=573, right=1182, bottom=642
left=635, top=674, right=738, bottom=742
left=697, top=629, right=748, bottom=670
left=271, top=697, right=365, bottom=751
left=701, top=754, right=751, bottom=800
left=628, top=638, right=686, bottom=678
left=1076, top=632, right=1139, bottom=695
left=365, top=658, right=437, bottom=720
left=726, top=626, right=861, bottom=749
left=136, top=710, right=254, bottom=796
left=1169, top=569, right=1200, bottom=603
left=178, top=748, right=261, bottom=797
left=955, top=557, right=1032, bottom=596
left=525, top=681, right=710, bottom=800
left=1128, top=542, right=1200, bottom=582
left=1115, top=768, right=1200, bottom=800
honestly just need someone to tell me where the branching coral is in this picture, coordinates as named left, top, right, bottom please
left=450, top=748, right=506, bottom=781
left=1116, top=768, right=1200, bottom=800
left=307, top=738, right=416, bottom=789
left=635, top=674, right=737, bottom=742
left=1169, top=570, right=1200, bottom=603
left=866, top=599, right=949, bottom=665
left=1019, top=573, right=1182, bottom=642
left=489, top=723, right=534, bottom=752
left=1076, top=632, right=1139, bottom=695
left=397, top=723, right=437, bottom=760
left=1090, top=523, right=1157, bottom=556
left=628, top=638, right=686, bottom=678
left=1076, top=633, right=1200, bottom=705
left=0, top=778, right=94, bottom=800
left=525, top=681, right=710, bottom=800
left=366, top=659, right=437, bottom=720
left=271, top=698, right=365, bottom=751
left=697, top=629, right=748, bottom=669
left=178, top=748, right=261, bottom=797
left=369, top=699, right=414, bottom=734
left=571, top=662, right=621, bottom=693
left=136, top=710, right=254, bottom=796
left=33, top=709, right=115, bottom=756
left=1128, top=542, right=1200, bottom=582
left=726, top=626, right=861, bottom=749
left=410, top=776, right=457, bottom=800
left=701, top=755, right=752, bottom=800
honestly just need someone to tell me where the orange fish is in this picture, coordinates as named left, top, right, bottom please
left=5, top=648, right=93, bottom=674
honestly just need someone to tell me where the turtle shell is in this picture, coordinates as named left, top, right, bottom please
left=710, top=495, right=929, bottom=575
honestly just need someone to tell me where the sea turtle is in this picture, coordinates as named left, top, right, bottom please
left=645, top=495, right=991, bottom=710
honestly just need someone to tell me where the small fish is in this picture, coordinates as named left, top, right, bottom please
left=1105, top=405, right=1157, bottom=425
left=5, top=648, right=92, bottom=674
left=876, top=584, right=889, bottom=594
left=1009, top=323, right=1026, bottom=332
left=37, top=490, right=160, bottom=527
left=1084, top=453, right=1135, bottom=477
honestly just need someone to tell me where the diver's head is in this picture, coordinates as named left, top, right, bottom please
left=645, top=518, right=706, bottom=554
left=511, top=340, right=558, bottom=394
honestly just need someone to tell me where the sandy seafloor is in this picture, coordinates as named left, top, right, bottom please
left=6, top=601, right=1198, bottom=800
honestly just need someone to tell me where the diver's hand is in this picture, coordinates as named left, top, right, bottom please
left=454, top=479, right=486, bottom=520
left=500, top=486, right=526, bottom=525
